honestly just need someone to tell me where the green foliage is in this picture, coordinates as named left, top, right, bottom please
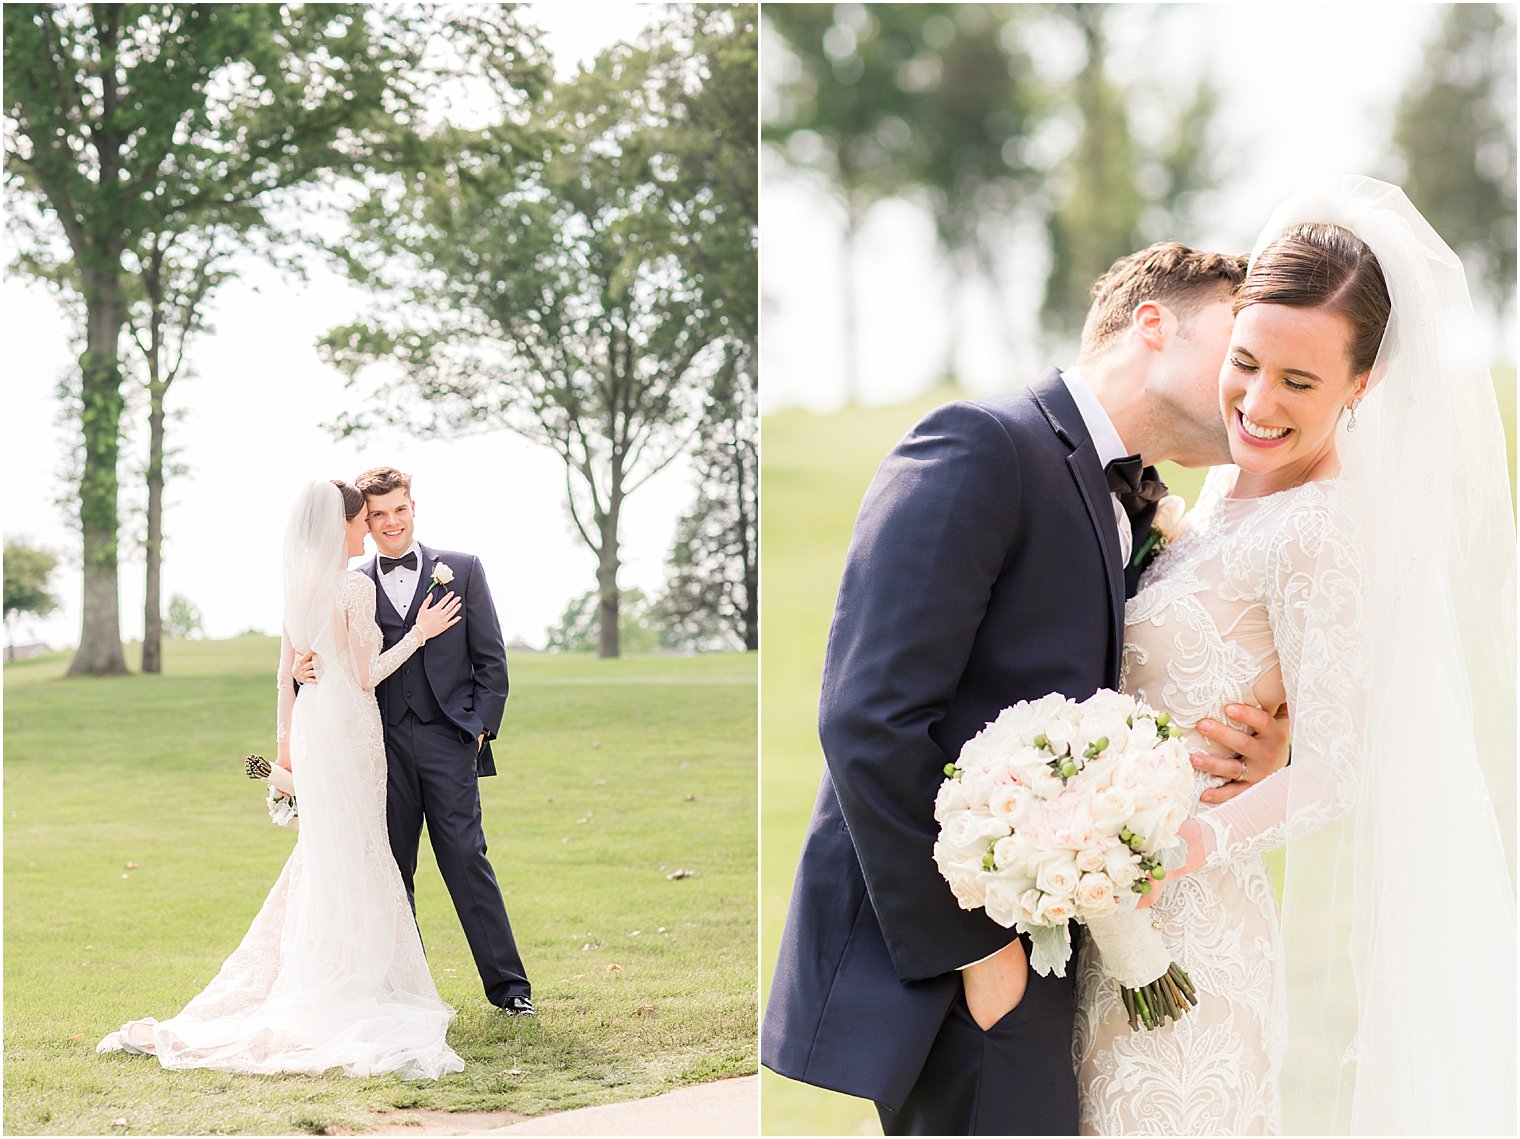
left=162, top=592, right=203, bottom=640
left=545, top=589, right=661, bottom=655
left=4, top=4, right=440, bottom=674
left=764, top=5, right=1227, bottom=353
left=3, top=539, right=59, bottom=623
left=657, top=348, right=758, bottom=652
left=4, top=640, right=756, bottom=1134
left=325, top=10, right=755, bottom=659
left=1390, top=4, right=1517, bottom=310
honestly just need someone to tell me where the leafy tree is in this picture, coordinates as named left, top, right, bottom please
left=544, top=588, right=660, bottom=655
left=162, top=591, right=203, bottom=640
left=1390, top=4, right=1517, bottom=310
left=764, top=4, right=927, bottom=404
left=657, top=347, right=756, bottom=652
left=127, top=226, right=232, bottom=673
left=3, top=539, right=59, bottom=660
left=325, top=14, right=744, bottom=659
left=4, top=4, right=434, bottom=675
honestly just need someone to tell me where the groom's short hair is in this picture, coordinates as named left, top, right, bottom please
left=356, top=466, right=412, bottom=499
left=1080, top=242, right=1247, bottom=357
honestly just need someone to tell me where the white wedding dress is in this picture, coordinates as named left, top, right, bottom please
left=1073, top=467, right=1365, bottom=1135
left=98, top=570, right=464, bottom=1080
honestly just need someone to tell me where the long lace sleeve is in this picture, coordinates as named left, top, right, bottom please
left=342, top=575, right=424, bottom=693
left=1194, top=485, right=1370, bottom=867
left=276, top=628, right=296, bottom=750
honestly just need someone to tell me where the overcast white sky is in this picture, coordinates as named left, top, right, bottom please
left=3, top=3, right=686, bottom=650
left=760, top=3, right=1514, bottom=413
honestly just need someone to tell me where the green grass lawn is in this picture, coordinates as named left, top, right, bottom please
left=4, top=639, right=757, bottom=1136
left=759, top=370, right=1518, bottom=1136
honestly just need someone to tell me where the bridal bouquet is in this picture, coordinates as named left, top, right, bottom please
left=245, top=755, right=298, bottom=829
left=933, top=690, right=1198, bottom=1030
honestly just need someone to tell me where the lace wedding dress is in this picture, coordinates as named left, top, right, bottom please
left=1073, top=467, right=1366, bottom=1135
left=99, top=571, right=464, bottom=1080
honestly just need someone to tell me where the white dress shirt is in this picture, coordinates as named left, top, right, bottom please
left=1060, top=367, right=1136, bottom=564
left=377, top=542, right=421, bottom=619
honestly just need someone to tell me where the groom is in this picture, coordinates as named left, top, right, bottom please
left=296, top=465, right=533, bottom=1015
left=762, top=244, right=1291, bottom=1134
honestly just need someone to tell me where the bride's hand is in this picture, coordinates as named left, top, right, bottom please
left=412, top=591, right=462, bottom=641
left=1138, top=819, right=1206, bottom=908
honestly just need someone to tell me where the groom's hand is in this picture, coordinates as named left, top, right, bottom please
left=293, top=650, right=318, bottom=686
left=961, top=938, right=1028, bottom=1031
left=1193, top=703, right=1291, bottom=804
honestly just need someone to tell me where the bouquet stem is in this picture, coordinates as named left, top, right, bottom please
left=1121, top=962, right=1197, bottom=1030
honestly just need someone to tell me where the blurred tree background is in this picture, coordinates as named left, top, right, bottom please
left=760, top=5, right=1516, bottom=1134
left=5, top=3, right=757, bottom=668
left=762, top=2, right=1517, bottom=412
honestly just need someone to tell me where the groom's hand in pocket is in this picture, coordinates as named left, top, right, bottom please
left=1194, top=703, right=1291, bottom=804
left=961, top=938, right=1028, bottom=1030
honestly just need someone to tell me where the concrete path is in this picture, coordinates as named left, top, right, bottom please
left=367, top=1075, right=758, bottom=1136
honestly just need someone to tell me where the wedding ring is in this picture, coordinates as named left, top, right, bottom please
left=1236, top=758, right=1249, bottom=781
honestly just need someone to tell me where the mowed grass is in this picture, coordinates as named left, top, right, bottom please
left=759, top=370, right=1518, bottom=1136
left=5, top=639, right=757, bottom=1136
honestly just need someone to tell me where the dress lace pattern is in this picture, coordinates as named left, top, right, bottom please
left=1074, top=469, right=1368, bottom=1135
left=100, top=572, right=461, bottom=1080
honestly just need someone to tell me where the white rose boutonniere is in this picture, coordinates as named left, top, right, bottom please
left=1131, top=494, right=1186, bottom=570
left=430, top=562, right=455, bottom=591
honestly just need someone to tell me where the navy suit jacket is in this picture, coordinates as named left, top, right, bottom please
left=761, top=370, right=1158, bottom=1109
left=365, top=542, right=509, bottom=777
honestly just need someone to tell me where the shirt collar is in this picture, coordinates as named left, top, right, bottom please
left=375, top=541, right=420, bottom=569
left=1060, top=367, right=1131, bottom=468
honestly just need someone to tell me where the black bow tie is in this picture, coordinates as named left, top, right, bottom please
left=379, top=552, right=418, bottom=574
left=1104, top=455, right=1168, bottom=517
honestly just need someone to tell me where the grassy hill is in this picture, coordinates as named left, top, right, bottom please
left=4, top=639, right=756, bottom=1135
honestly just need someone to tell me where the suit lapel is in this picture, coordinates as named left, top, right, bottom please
left=1029, top=369, right=1126, bottom=678
left=404, top=544, right=435, bottom=626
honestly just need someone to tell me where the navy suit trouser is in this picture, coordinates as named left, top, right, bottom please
left=875, top=945, right=1078, bottom=1136
left=385, top=709, right=530, bottom=1005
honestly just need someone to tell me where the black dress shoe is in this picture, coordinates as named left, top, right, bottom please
left=500, top=995, right=536, bottom=1017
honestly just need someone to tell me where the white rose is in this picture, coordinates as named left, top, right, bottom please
left=1153, top=494, right=1186, bottom=541
left=1105, top=844, right=1142, bottom=888
left=1076, top=844, right=1108, bottom=874
left=934, top=843, right=985, bottom=910
left=1127, top=715, right=1160, bottom=752
left=938, top=811, right=987, bottom=853
left=1035, top=855, right=1081, bottom=899
left=1074, top=872, right=1117, bottom=915
left=1089, top=784, right=1136, bottom=836
left=430, top=562, right=455, bottom=588
left=934, top=778, right=972, bottom=820
left=981, top=874, right=1024, bottom=928
left=986, top=781, right=1026, bottom=823
left=1038, top=894, right=1077, bottom=924
left=1017, top=888, right=1044, bottom=925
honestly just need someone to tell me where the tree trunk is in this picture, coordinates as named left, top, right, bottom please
left=68, top=269, right=129, bottom=676
left=142, top=382, right=165, bottom=673
left=841, top=204, right=860, bottom=408
left=734, top=431, right=758, bottom=652
left=595, top=500, right=621, bottom=660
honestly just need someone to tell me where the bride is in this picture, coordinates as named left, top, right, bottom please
left=1074, top=177, right=1516, bottom=1134
left=98, top=479, right=467, bottom=1079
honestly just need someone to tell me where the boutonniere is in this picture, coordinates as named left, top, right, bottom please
left=429, top=562, right=454, bottom=591
left=1131, top=495, right=1186, bottom=569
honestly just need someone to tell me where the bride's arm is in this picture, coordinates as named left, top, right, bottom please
left=344, top=576, right=423, bottom=692
left=276, top=628, right=296, bottom=769
left=343, top=575, right=459, bottom=692
left=1186, top=490, right=1370, bottom=870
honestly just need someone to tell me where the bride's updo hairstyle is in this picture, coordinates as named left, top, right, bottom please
left=1234, top=223, right=1392, bottom=376
left=330, top=479, right=364, bottom=522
